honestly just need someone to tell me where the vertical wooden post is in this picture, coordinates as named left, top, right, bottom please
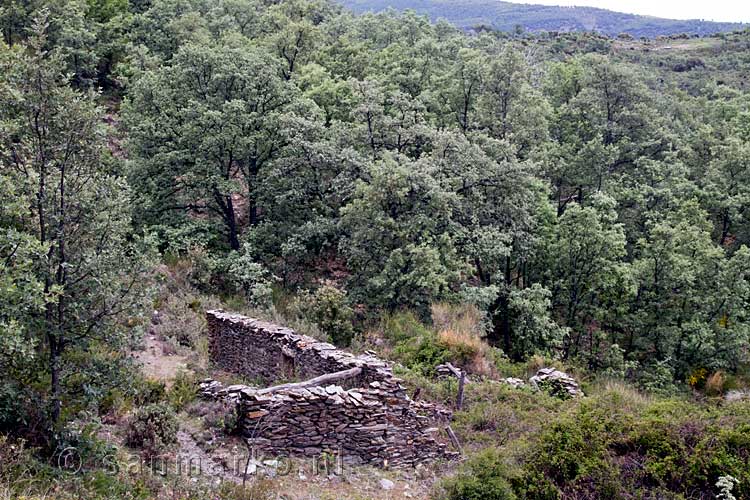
left=456, top=370, right=466, bottom=410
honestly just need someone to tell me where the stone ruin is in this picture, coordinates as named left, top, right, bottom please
left=205, top=310, right=458, bottom=467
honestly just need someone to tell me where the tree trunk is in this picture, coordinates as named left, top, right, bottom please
left=248, top=164, right=259, bottom=226
left=489, top=256, right=514, bottom=358
left=48, top=330, right=61, bottom=424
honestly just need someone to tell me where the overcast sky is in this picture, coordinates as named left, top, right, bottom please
left=503, top=0, right=750, bottom=23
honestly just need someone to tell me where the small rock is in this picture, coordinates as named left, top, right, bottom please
left=726, top=390, right=750, bottom=402
left=501, top=377, right=526, bottom=389
left=379, top=478, right=395, bottom=490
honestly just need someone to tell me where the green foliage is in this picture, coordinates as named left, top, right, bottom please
left=382, top=311, right=449, bottom=374
left=225, top=243, right=277, bottom=308
left=0, top=16, right=155, bottom=434
left=297, top=285, right=356, bottom=346
left=339, top=155, right=462, bottom=315
left=133, top=378, right=167, bottom=407
left=167, top=370, right=198, bottom=411
left=4, top=3, right=750, bottom=497
left=440, top=448, right=517, bottom=500
left=508, top=284, right=567, bottom=360
left=125, top=403, right=178, bottom=456
left=114, top=0, right=750, bottom=385
left=504, top=389, right=750, bottom=499
left=124, top=33, right=292, bottom=252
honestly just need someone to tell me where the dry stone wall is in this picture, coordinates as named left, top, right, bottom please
left=206, top=310, right=392, bottom=387
left=205, top=310, right=457, bottom=467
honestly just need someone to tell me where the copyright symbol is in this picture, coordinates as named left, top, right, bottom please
left=57, top=447, right=82, bottom=474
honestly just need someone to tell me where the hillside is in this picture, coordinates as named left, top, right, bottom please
left=4, top=1, right=750, bottom=499
left=338, top=0, right=746, bottom=37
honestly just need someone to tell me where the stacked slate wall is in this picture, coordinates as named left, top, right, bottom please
left=239, top=383, right=452, bottom=467
left=205, top=310, right=456, bottom=467
left=206, top=310, right=393, bottom=387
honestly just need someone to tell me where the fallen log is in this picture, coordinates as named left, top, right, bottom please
left=255, top=366, right=363, bottom=395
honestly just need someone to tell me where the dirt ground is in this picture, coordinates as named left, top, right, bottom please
left=134, top=334, right=189, bottom=386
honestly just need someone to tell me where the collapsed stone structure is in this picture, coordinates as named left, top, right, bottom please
left=205, top=310, right=457, bottom=467
left=498, top=368, right=582, bottom=398
left=529, top=367, right=582, bottom=398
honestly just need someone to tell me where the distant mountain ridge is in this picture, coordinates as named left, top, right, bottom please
left=338, top=0, right=746, bottom=38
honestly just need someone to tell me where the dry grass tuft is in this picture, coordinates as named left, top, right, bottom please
left=432, top=303, right=497, bottom=378
left=705, top=370, right=726, bottom=397
left=431, top=303, right=484, bottom=337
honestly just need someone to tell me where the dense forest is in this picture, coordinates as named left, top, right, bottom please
left=1, top=1, right=750, bottom=499
left=340, top=0, right=747, bottom=38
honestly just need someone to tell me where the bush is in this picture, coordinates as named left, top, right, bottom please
left=440, top=448, right=517, bottom=500
left=188, top=400, right=239, bottom=435
left=379, top=311, right=450, bottom=374
left=134, top=378, right=167, bottom=406
left=167, top=370, right=198, bottom=411
left=125, top=404, right=178, bottom=456
left=298, top=285, right=356, bottom=346
left=226, top=243, right=276, bottom=307
left=151, top=291, right=208, bottom=349
left=382, top=310, right=432, bottom=344
left=507, top=387, right=750, bottom=499
left=385, top=308, right=498, bottom=376
left=394, top=331, right=450, bottom=376
left=0, top=382, right=45, bottom=441
left=637, top=359, right=677, bottom=395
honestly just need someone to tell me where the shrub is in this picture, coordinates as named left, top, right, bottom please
left=378, top=311, right=449, bottom=374
left=226, top=243, right=276, bottom=307
left=638, top=359, right=677, bottom=395
left=188, top=400, right=239, bottom=435
left=394, top=331, right=450, bottom=375
left=125, top=404, right=178, bottom=456
left=437, top=330, right=488, bottom=366
left=511, top=387, right=750, bottom=499
left=0, top=382, right=44, bottom=440
left=151, top=292, right=207, bottom=349
left=133, top=378, right=167, bottom=406
left=298, top=284, right=356, bottom=346
left=440, top=448, right=517, bottom=500
left=167, top=370, right=198, bottom=411
left=382, top=310, right=431, bottom=344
